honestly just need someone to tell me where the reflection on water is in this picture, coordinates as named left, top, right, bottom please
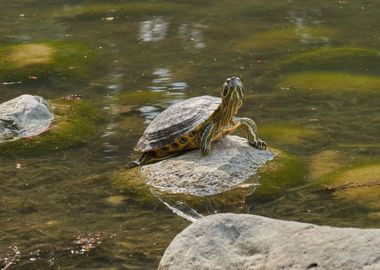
left=148, top=68, right=189, bottom=92
left=288, top=10, right=331, bottom=44
left=139, top=17, right=169, bottom=42
left=178, top=23, right=207, bottom=49
left=139, top=105, right=161, bottom=122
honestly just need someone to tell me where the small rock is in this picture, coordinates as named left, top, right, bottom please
left=159, top=213, right=380, bottom=270
left=141, top=135, right=273, bottom=196
left=0, top=94, right=54, bottom=143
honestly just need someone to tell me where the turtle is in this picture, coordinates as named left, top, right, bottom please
left=129, top=77, right=266, bottom=167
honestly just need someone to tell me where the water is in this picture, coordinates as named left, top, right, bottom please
left=0, top=0, right=379, bottom=269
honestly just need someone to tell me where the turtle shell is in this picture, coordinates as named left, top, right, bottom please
left=135, top=95, right=221, bottom=152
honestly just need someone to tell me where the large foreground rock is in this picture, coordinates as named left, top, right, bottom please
left=0, top=94, right=53, bottom=143
left=159, top=213, right=380, bottom=270
left=140, top=135, right=273, bottom=196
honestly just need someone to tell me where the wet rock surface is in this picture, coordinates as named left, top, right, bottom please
left=140, top=135, right=273, bottom=196
left=159, top=213, right=380, bottom=270
left=0, top=94, right=53, bottom=143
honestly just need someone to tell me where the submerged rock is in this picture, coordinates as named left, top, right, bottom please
left=259, top=123, right=321, bottom=146
left=56, top=2, right=178, bottom=19
left=308, top=150, right=345, bottom=181
left=235, top=26, right=336, bottom=51
left=275, top=47, right=380, bottom=75
left=158, top=213, right=380, bottom=270
left=0, top=41, right=95, bottom=83
left=141, top=135, right=273, bottom=196
left=0, top=94, right=53, bottom=143
left=277, top=72, right=380, bottom=93
left=325, top=163, right=380, bottom=212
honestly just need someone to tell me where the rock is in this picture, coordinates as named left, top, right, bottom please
left=0, top=97, right=103, bottom=157
left=158, top=213, right=380, bottom=270
left=0, top=94, right=53, bottom=143
left=113, top=166, right=258, bottom=218
left=140, top=135, right=273, bottom=196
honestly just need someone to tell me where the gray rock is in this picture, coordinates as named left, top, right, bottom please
left=159, top=213, right=380, bottom=270
left=141, top=135, right=273, bottom=196
left=0, top=94, right=54, bottom=143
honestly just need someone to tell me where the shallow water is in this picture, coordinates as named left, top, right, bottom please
left=0, top=0, right=379, bottom=269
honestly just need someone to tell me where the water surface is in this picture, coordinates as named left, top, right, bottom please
left=0, top=1, right=379, bottom=269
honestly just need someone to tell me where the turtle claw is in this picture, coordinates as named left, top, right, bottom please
left=251, top=139, right=267, bottom=150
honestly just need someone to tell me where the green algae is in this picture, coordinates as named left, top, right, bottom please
left=251, top=149, right=305, bottom=202
left=0, top=98, right=103, bottom=157
left=260, top=123, right=321, bottom=146
left=277, top=72, right=380, bottom=93
left=235, top=26, right=337, bottom=51
left=0, top=41, right=96, bottom=83
left=55, top=2, right=178, bottom=19
left=112, top=168, right=159, bottom=206
left=274, top=47, right=380, bottom=75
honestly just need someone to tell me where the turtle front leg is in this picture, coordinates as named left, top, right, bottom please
left=200, top=123, right=216, bottom=156
left=237, top=117, right=267, bottom=150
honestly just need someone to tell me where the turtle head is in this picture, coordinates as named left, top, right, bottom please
left=217, top=77, right=244, bottom=124
left=221, top=77, right=244, bottom=101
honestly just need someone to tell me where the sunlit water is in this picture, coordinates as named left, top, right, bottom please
left=0, top=0, right=379, bottom=269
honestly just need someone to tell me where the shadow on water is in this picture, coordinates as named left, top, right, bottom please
left=0, top=0, right=379, bottom=269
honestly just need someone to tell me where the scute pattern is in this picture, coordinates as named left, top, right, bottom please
left=135, top=96, right=221, bottom=152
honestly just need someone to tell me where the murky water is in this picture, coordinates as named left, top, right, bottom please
left=0, top=0, right=379, bottom=269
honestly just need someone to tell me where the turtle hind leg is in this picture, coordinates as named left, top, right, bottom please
left=125, top=151, right=182, bottom=169
left=125, top=152, right=155, bottom=169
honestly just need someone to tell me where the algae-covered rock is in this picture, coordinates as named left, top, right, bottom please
left=141, top=136, right=273, bottom=196
left=325, top=163, right=380, bottom=212
left=0, top=94, right=54, bottom=143
left=0, top=42, right=95, bottom=83
left=259, top=123, right=320, bottom=146
left=275, top=47, right=380, bottom=75
left=236, top=26, right=336, bottom=51
left=277, top=72, right=380, bottom=93
left=56, top=2, right=178, bottom=19
left=0, top=97, right=102, bottom=157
